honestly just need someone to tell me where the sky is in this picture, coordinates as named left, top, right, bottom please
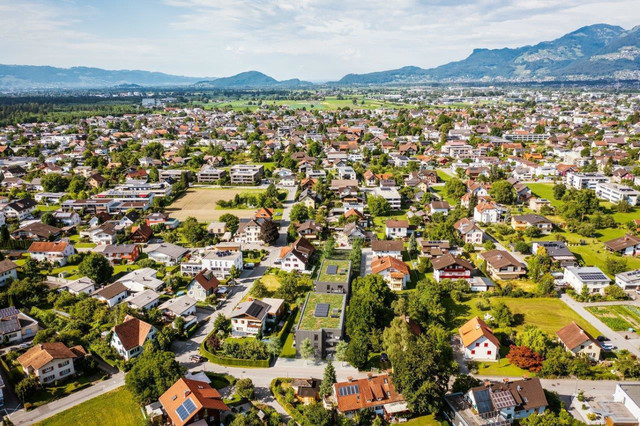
left=1, top=0, right=640, bottom=81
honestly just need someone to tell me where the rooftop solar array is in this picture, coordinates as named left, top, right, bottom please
left=490, top=390, right=516, bottom=410
left=315, top=303, right=330, bottom=317
left=338, top=384, right=360, bottom=397
left=473, top=389, right=494, bottom=414
left=577, top=272, right=608, bottom=281
left=326, top=265, right=338, bottom=275
left=176, top=397, right=197, bottom=421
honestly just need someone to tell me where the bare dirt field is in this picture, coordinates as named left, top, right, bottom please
left=167, top=188, right=259, bottom=221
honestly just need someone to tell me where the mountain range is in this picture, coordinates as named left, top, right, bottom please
left=1, top=23, right=639, bottom=89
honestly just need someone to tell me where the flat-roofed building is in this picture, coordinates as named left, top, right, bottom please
left=230, top=164, right=263, bottom=184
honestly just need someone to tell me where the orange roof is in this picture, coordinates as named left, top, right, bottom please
left=371, top=256, right=410, bottom=275
left=113, top=315, right=153, bottom=351
left=334, top=374, right=404, bottom=413
left=17, top=342, right=79, bottom=370
left=458, top=316, right=500, bottom=348
left=159, top=378, right=229, bottom=426
left=28, top=241, right=70, bottom=253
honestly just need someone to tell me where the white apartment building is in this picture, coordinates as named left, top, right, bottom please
left=197, top=165, right=226, bottom=183
left=595, top=182, right=640, bottom=206
left=371, top=186, right=402, bottom=210
left=230, top=164, right=264, bottom=184
left=181, top=248, right=243, bottom=279
left=564, top=266, right=611, bottom=295
left=565, top=172, right=609, bottom=190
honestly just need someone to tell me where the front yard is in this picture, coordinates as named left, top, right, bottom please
left=36, top=387, right=144, bottom=426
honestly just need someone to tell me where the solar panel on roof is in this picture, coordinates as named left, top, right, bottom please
left=315, top=303, right=330, bottom=317
left=338, top=384, right=360, bottom=397
left=326, top=265, right=338, bottom=275
left=474, top=389, right=493, bottom=414
left=577, top=272, right=608, bottom=281
left=490, top=390, right=516, bottom=410
left=176, top=405, right=189, bottom=421
left=176, top=397, right=197, bottom=421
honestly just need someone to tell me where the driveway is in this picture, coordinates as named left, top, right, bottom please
left=560, top=294, right=640, bottom=357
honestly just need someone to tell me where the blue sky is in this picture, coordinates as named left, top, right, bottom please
left=1, top=0, right=639, bottom=81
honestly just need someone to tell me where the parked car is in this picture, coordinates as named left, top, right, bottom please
left=245, top=263, right=255, bottom=269
left=189, top=355, right=205, bottom=362
left=597, top=335, right=609, bottom=342
left=602, top=343, right=617, bottom=351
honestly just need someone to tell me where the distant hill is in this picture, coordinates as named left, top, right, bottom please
left=335, top=24, right=640, bottom=84
left=194, top=71, right=313, bottom=88
left=0, top=65, right=205, bottom=89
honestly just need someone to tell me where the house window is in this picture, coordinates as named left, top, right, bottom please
left=484, top=343, right=488, bottom=347
left=471, top=350, right=475, bottom=355
left=475, top=343, right=480, bottom=347
left=43, top=374, right=55, bottom=382
left=487, top=351, right=492, bottom=355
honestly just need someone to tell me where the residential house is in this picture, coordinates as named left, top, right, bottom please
left=3, top=198, right=37, bottom=221
left=159, top=295, right=197, bottom=327
left=563, top=266, right=610, bottom=295
left=143, top=243, right=189, bottom=265
left=511, top=214, right=553, bottom=234
left=605, top=234, right=640, bottom=257
left=186, top=269, right=220, bottom=302
left=474, top=202, right=507, bottom=224
left=371, top=240, right=403, bottom=260
left=93, top=282, right=129, bottom=307
left=428, top=201, right=451, bottom=216
left=52, top=211, right=81, bottom=227
left=100, top=244, right=141, bottom=264
left=528, top=197, right=552, bottom=213
left=118, top=268, right=164, bottom=293
left=432, top=254, right=474, bottom=282
left=613, top=384, right=640, bottom=423
left=297, top=220, right=323, bottom=240
left=234, top=218, right=266, bottom=245
left=111, top=315, right=156, bottom=360
left=126, top=289, right=161, bottom=311
left=454, top=218, right=484, bottom=245
left=531, top=241, right=578, bottom=267
left=616, top=269, right=640, bottom=291
left=333, top=374, right=408, bottom=421
left=385, top=220, right=408, bottom=239
left=479, top=249, right=526, bottom=280
left=291, top=378, right=322, bottom=404
left=371, top=256, right=410, bottom=290
left=230, top=164, right=263, bottom=184
left=230, top=299, right=271, bottom=336
left=0, top=259, right=18, bottom=286
left=12, top=222, right=62, bottom=241
left=279, top=237, right=315, bottom=272
left=418, top=240, right=451, bottom=259
left=159, top=378, right=229, bottom=426
left=181, top=247, right=243, bottom=280
left=131, top=223, right=154, bottom=243
left=0, top=307, right=39, bottom=344
left=17, top=342, right=85, bottom=385
left=556, top=322, right=601, bottom=361
left=28, top=241, right=74, bottom=265
left=458, top=316, right=500, bottom=361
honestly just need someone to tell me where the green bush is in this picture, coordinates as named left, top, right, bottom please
left=270, top=379, right=306, bottom=425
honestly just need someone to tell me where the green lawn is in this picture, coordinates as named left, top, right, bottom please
left=36, top=204, right=61, bottom=212
left=298, top=292, right=345, bottom=330
left=404, top=414, right=447, bottom=425
left=526, top=183, right=561, bottom=208
left=430, top=185, right=457, bottom=205
left=372, top=210, right=408, bottom=239
left=205, top=96, right=414, bottom=111
left=436, top=169, right=452, bottom=182
left=36, top=387, right=144, bottom=426
left=316, top=259, right=351, bottom=283
left=586, top=305, right=640, bottom=331
left=205, top=372, right=236, bottom=389
left=475, top=358, right=530, bottom=377
left=448, top=296, right=601, bottom=337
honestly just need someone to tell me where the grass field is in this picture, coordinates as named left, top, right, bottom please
left=431, top=186, right=457, bottom=205
left=167, top=188, right=263, bottom=221
left=203, top=96, right=414, bottom=111
left=404, top=414, right=447, bottom=425
left=317, top=259, right=351, bottom=283
left=448, top=296, right=601, bottom=337
left=586, top=305, right=640, bottom=331
left=527, top=183, right=561, bottom=208
left=36, top=387, right=144, bottom=426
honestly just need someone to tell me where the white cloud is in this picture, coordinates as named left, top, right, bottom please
left=0, top=0, right=639, bottom=80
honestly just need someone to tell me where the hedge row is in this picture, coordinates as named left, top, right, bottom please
left=199, top=331, right=271, bottom=368
left=0, top=239, right=31, bottom=250
left=277, top=307, right=299, bottom=346
left=270, top=378, right=307, bottom=425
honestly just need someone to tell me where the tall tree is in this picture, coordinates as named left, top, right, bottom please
left=78, top=253, right=113, bottom=284
left=319, top=359, right=336, bottom=397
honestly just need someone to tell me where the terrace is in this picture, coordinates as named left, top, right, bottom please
left=298, top=292, right=345, bottom=331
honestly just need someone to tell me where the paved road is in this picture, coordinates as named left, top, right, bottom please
left=561, top=294, right=640, bottom=357
left=8, top=372, right=126, bottom=425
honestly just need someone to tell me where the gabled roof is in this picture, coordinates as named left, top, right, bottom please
left=556, top=321, right=599, bottom=350
left=113, top=315, right=153, bottom=351
left=230, top=299, right=270, bottom=321
left=480, top=249, right=525, bottom=269
left=459, top=316, right=500, bottom=348
left=371, top=256, right=410, bottom=275
left=28, top=241, right=70, bottom=253
left=605, top=234, right=640, bottom=252
left=17, top=342, right=79, bottom=370
left=431, top=253, right=474, bottom=271
left=159, top=378, right=229, bottom=426
left=371, top=239, right=403, bottom=252
left=94, top=282, right=128, bottom=300
left=334, top=374, right=404, bottom=413
left=192, top=269, right=220, bottom=291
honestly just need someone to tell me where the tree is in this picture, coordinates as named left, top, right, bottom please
left=7, top=278, right=48, bottom=308
left=15, top=376, right=39, bottom=402
left=534, top=124, right=546, bottom=134
left=451, top=375, right=482, bottom=394
left=615, top=350, right=640, bottom=379
left=408, top=233, right=418, bottom=256
left=604, top=284, right=627, bottom=300
left=40, top=212, right=57, bottom=226
left=483, top=240, right=495, bottom=251
left=300, top=338, right=315, bottom=360
left=41, top=173, right=70, bottom=192
left=491, top=302, right=514, bottom=328
left=182, top=217, right=206, bottom=244
left=319, top=359, right=336, bottom=397
left=382, top=316, right=416, bottom=365
left=323, top=236, right=335, bottom=259
left=615, top=200, right=632, bottom=213
left=605, top=257, right=628, bottom=276
left=444, top=178, right=467, bottom=200
left=303, top=402, right=333, bottom=426
left=250, top=279, right=269, bottom=298
left=125, top=346, right=185, bottom=404
left=235, top=378, right=255, bottom=400
left=213, top=315, right=231, bottom=334
left=290, top=204, right=309, bottom=222
left=393, top=325, right=456, bottom=414
left=489, top=180, right=516, bottom=204
left=335, top=340, right=348, bottom=364
left=535, top=273, right=555, bottom=297
left=367, top=195, right=390, bottom=216
left=521, top=410, right=585, bottom=426
left=527, top=250, right=552, bottom=281
left=219, top=213, right=239, bottom=234
left=260, top=220, right=279, bottom=245
left=553, top=184, right=566, bottom=200
left=78, top=253, right=113, bottom=284
left=506, top=345, right=544, bottom=372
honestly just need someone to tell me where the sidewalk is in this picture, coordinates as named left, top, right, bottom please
left=8, top=372, right=125, bottom=425
left=560, top=294, right=640, bottom=357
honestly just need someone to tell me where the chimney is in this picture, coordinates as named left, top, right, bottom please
left=184, top=390, right=191, bottom=397
left=484, top=380, right=491, bottom=387
left=367, top=373, right=373, bottom=379
left=503, top=378, right=509, bottom=383
left=347, top=376, right=354, bottom=382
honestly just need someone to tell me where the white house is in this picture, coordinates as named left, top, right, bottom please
left=27, top=241, right=74, bottom=266
left=278, top=237, right=315, bottom=272
left=118, top=268, right=164, bottom=293
left=159, top=295, right=197, bottom=328
left=125, top=289, right=161, bottom=310
left=17, top=342, right=85, bottom=385
left=613, top=384, right=640, bottom=422
left=93, top=282, right=129, bottom=307
left=0, top=259, right=18, bottom=286
left=52, top=211, right=81, bottom=227
left=143, top=243, right=189, bottom=266
left=385, top=220, right=408, bottom=239
left=563, top=266, right=611, bottom=295
left=371, top=240, right=403, bottom=260
left=229, top=298, right=284, bottom=336
left=111, top=315, right=156, bottom=361
left=454, top=218, right=484, bottom=245
left=458, top=316, right=500, bottom=361
left=616, top=270, right=640, bottom=291
left=0, top=307, right=39, bottom=344
left=473, top=202, right=507, bottom=224
left=181, top=248, right=243, bottom=279
left=186, top=269, right=220, bottom=302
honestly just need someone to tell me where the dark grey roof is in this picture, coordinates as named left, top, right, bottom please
left=0, top=306, right=20, bottom=319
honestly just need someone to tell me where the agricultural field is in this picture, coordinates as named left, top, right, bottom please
left=202, top=96, right=415, bottom=111
left=167, top=188, right=264, bottom=221
left=36, top=387, right=144, bottom=426
left=586, top=305, right=640, bottom=331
